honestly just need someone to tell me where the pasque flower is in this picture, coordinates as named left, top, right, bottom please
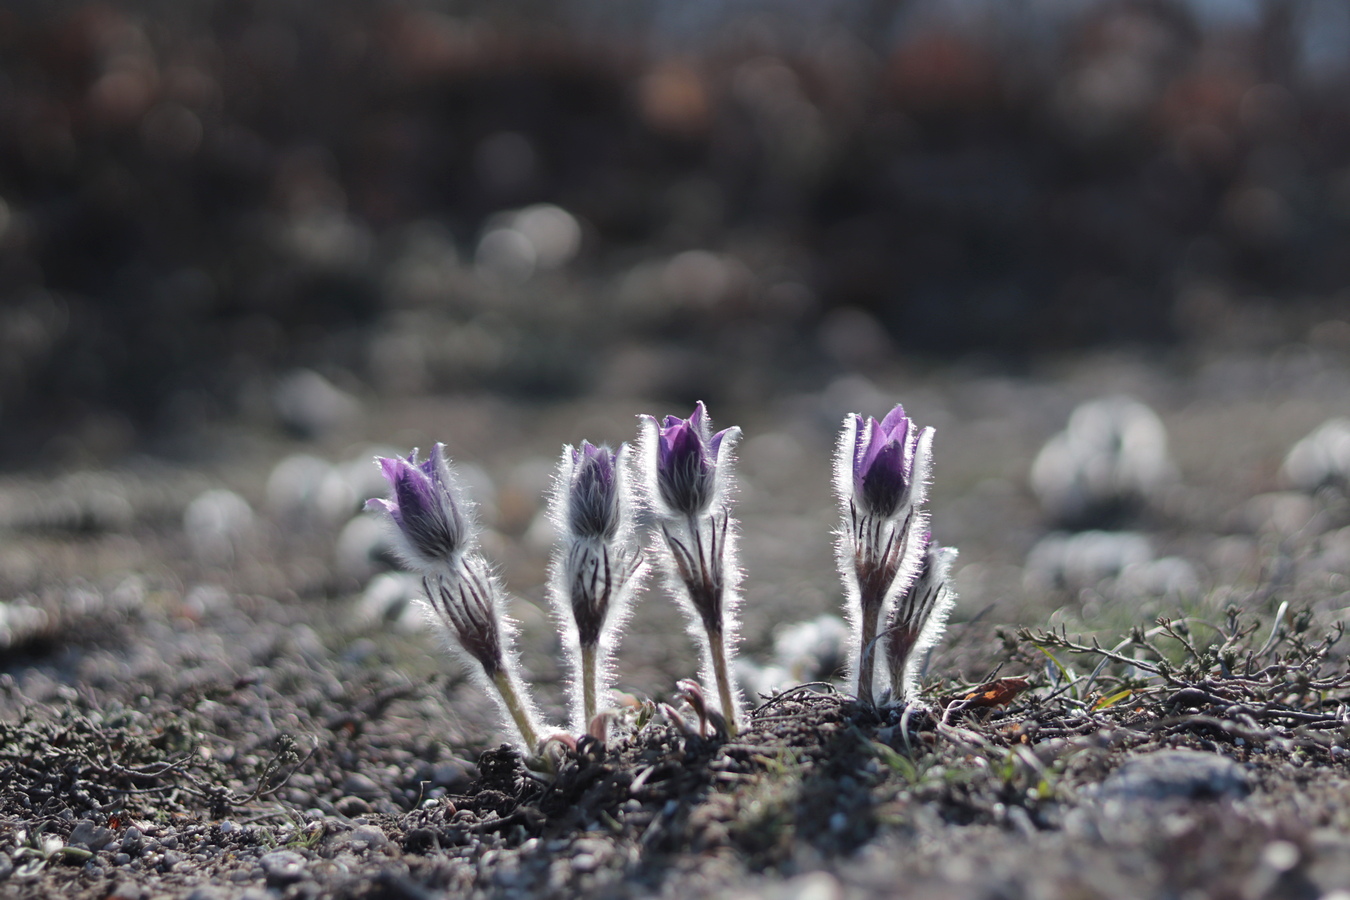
left=640, top=402, right=745, bottom=736
left=370, top=445, right=543, bottom=751
left=834, top=405, right=934, bottom=707
left=547, top=441, right=646, bottom=737
left=885, top=536, right=957, bottom=703
left=366, top=444, right=471, bottom=573
left=652, top=403, right=735, bottom=517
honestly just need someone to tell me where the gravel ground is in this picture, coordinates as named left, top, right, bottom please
left=5, top=336, right=1350, bottom=899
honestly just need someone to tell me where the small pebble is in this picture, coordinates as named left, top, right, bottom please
left=121, top=827, right=143, bottom=853
left=1098, top=749, right=1249, bottom=802
left=335, top=796, right=372, bottom=816
left=186, top=887, right=231, bottom=900
left=69, top=821, right=116, bottom=851
left=260, top=849, right=308, bottom=885
left=779, top=871, right=845, bottom=900
left=105, top=882, right=144, bottom=900
left=350, top=825, right=389, bottom=851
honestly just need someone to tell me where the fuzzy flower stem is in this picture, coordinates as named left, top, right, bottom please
left=834, top=407, right=934, bottom=708
left=852, top=505, right=916, bottom=706
left=707, top=628, right=736, bottom=738
left=421, top=565, right=545, bottom=751
left=492, top=670, right=541, bottom=752
left=662, top=509, right=738, bottom=737
left=580, top=644, right=599, bottom=727
left=371, top=445, right=547, bottom=752
left=547, top=441, right=645, bottom=736
left=642, top=403, right=744, bottom=737
left=886, top=538, right=957, bottom=703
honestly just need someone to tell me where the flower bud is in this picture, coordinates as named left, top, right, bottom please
left=367, top=444, right=471, bottom=573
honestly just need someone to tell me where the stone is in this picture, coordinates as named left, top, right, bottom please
left=774, top=872, right=845, bottom=900
left=68, top=821, right=115, bottom=851
left=350, top=826, right=389, bottom=851
left=1098, top=749, right=1249, bottom=802
left=340, top=773, right=382, bottom=799
left=121, top=827, right=143, bottom=853
left=105, top=882, right=146, bottom=900
left=259, top=849, right=309, bottom=885
left=186, top=888, right=231, bottom=900
left=335, top=796, right=372, bottom=816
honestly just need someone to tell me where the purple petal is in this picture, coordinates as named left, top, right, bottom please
left=878, top=404, right=909, bottom=437
left=371, top=446, right=468, bottom=567
left=854, top=417, right=885, bottom=486
left=655, top=407, right=715, bottom=515
left=568, top=441, right=619, bottom=538
left=690, top=400, right=709, bottom=436
left=859, top=439, right=910, bottom=518
left=709, top=427, right=732, bottom=459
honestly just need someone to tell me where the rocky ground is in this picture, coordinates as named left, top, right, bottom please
left=5, top=333, right=1350, bottom=899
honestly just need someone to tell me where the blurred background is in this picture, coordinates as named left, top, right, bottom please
left=3, top=0, right=1349, bottom=462
left=3, top=0, right=1350, bottom=709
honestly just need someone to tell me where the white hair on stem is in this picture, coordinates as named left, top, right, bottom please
left=544, top=441, right=648, bottom=736
left=420, top=555, right=547, bottom=752
left=885, top=543, right=958, bottom=704
left=832, top=410, right=935, bottom=706
left=637, top=405, right=746, bottom=735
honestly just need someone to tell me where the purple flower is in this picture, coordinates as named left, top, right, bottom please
left=834, top=404, right=936, bottom=707
left=649, top=402, right=736, bottom=517
left=550, top=439, right=647, bottom=735
left=850, top=405, right=933, bottom=520
left=368, top=443, right=546, bottom=751
left=567, top=441, right=620, bottom=540
left=639, top=401, right=746, bottom=735
left=367, top=444, right=470, bottom=572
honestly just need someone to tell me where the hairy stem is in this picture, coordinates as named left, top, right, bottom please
left=580, top=643, right=598, bottom=728
left=493, top=670, right=540, bottom=751
left=857, top=601, right=881, bottom=707
left=708, top=627, right=738, bottom=738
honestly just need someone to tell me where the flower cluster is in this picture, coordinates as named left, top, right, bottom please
left=366, top=400, right=955, bottom=753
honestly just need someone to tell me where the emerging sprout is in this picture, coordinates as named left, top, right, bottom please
left=370, top=445, right=544, bottom=751
left=834, top=405, right=934, bottom=707
left=639, top=402, right=746, bottom=736
left=547, top=441, right=646, bottom=737
left=885, top=536, right=957, bottom=704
